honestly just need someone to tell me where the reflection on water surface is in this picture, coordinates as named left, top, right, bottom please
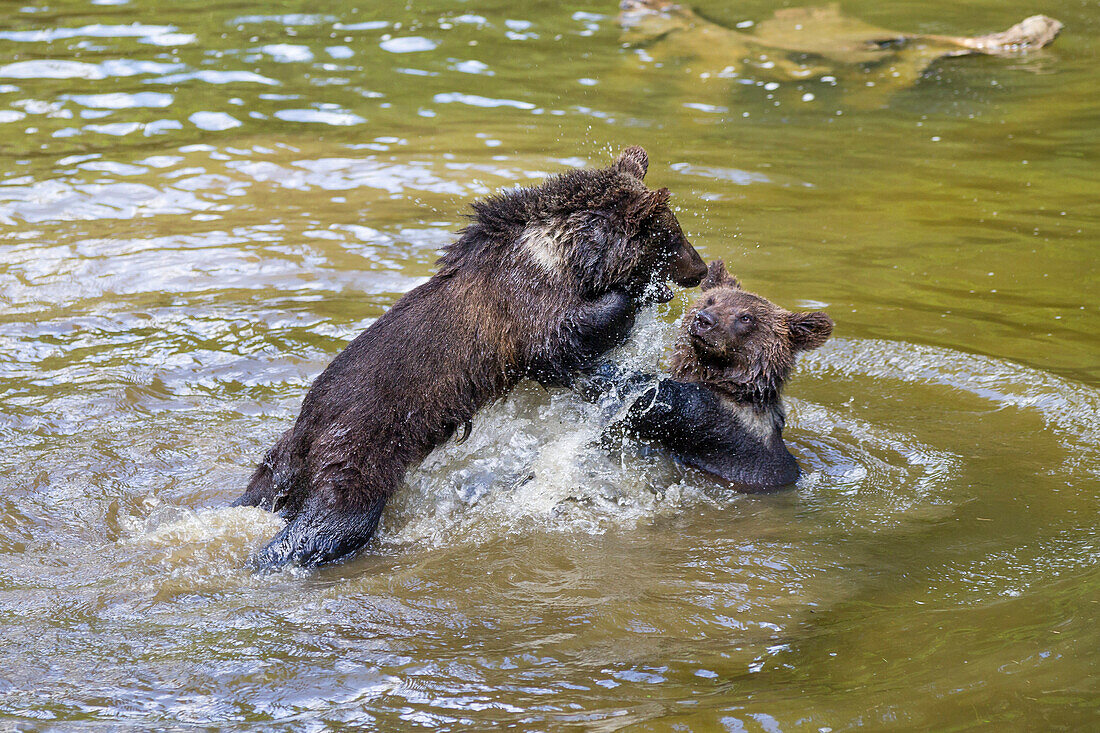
left=0, top=0, right=1097, bottom=729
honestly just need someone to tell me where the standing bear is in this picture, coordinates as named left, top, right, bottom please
left=580, top=260, right=833, bottom=489
left=234, top=147, right=707, bottom=569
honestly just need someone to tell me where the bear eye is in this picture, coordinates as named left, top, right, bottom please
left=705, top=297, right=715, bottom=306
left=739, top=314, right=754, bottom=324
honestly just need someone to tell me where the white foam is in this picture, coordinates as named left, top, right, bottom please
left=125, top=505, right=283, bottom=569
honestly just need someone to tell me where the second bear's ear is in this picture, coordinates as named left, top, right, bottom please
left=700, top=260, right=741, bottom=291
left=614, top=146, right=649, bottom=180
left=788, top=311, right=834, bottom=352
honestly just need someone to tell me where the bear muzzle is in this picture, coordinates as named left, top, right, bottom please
left=694, top=309, right=718, bottom=330
left=688, top=309, right=722, bottom=350
left=669, top=238, right=707, bottom=288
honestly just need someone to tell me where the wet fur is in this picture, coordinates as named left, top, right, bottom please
left=234, top=147, right=706, bottom=569
left=583, top=260, right=832, bottom=489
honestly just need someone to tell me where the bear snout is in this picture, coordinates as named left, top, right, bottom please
left=670, top=239, right=707, bottom=287
left=687, top=311, right=724, bottom=353
left=695, top=309, right=717, bottom=329
left=689, top=310, right=719, bottom=342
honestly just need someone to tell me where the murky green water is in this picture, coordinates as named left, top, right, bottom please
left=1, top=0, right=1097, bottom=729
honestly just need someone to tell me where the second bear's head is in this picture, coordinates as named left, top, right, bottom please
left=671, top=261, right=833, bottom=400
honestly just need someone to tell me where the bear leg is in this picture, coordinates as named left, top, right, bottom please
left=531, top=289, right=638, bottom=387
left=232, top=461, right=285, bottom=512
left=574, top=288, right=638, bottom=359
left=232, top=429, right=296, bottom=513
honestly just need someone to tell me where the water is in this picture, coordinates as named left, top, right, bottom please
left=1, top=0, right=1097, bottom=728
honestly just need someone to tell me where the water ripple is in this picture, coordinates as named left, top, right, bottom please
left=380, top=37, right=440, bottom=54
left=62, top=92, right=173, bottom=109
left=150, top=70, right=279, bottom=86
left=433, top=92, right=535, bottom=110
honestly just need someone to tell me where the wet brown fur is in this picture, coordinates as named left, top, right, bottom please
left=582, top=260, right=833, bottom=488
left=233, top=147, right=706, bottom=569
left=671, top=260, right=832, bottom=417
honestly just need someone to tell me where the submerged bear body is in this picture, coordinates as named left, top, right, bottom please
left=234, top=147, right=707, bottom=569
left=582, top=260, right=833, bottom=490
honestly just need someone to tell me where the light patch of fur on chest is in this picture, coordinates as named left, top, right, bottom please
left=719, top=394, right=783, bottom=444
left=519, top=221, right=569, bottom=278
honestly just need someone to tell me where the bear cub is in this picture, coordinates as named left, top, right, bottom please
left=233, top=147, right=707, bottom=569
left=581, top=260, right=833, bottom=489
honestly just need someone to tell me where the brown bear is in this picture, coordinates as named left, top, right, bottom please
left=233, top=147, right=707, bottom=569
left=580, top=260, right=833, bottom=489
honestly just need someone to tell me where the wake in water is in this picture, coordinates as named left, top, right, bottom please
left=123, top=316, right=1100, bottom=567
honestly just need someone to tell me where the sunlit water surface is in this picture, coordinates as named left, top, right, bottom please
left=1, top=0, right=1097, bottom=729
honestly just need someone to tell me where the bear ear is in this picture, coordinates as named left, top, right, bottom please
left=614, top=146, right=649, bottom=180
left=700, top=260, right=740, bottom=291
left=788, top=311, right=834, bottom=352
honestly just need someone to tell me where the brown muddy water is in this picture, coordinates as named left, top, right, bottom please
left=1, top=0, right=1098, bottom=729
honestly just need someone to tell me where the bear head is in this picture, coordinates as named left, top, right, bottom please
left=444, top=146, right=706, bottom=303
left=572, top=145, right=708, bottom=302
left=670, top=260, right=833, bottom=401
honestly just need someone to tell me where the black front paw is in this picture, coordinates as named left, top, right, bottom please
left=528, top=290, right=641, bottom=389
left=247, top=497, right=387, bottom=571
left=576, top=288, right=638, bottom=359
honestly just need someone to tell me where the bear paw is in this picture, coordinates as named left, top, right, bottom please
left=247, top=497, right=386, bottom=572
